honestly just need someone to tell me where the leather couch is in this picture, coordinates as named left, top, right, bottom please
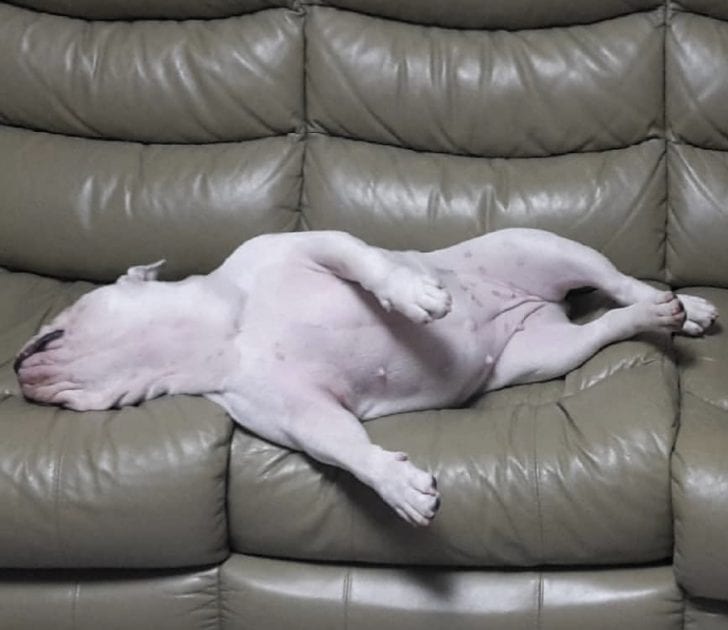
left=0, top=0, right=726, bottom=628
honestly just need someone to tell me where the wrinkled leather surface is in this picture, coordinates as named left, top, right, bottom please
left=667, top=12, right=728, bottom=150
left=673, top=289, right=728, bottom=601
left=307, top=8, right=664, bottom=159
left=667, top=146, right=728, bottom=288
left=0, top=4, right=304, bottom=143
left=221, top=554, right=683, bottom=630
left=0, top=556, right=687, bottom=630
left=0, top=567, right=219, bottom=630
left=0, top=127, right=302, bottom=281
left=0, top=272, right=232, bottom=568
left=304, top=136, right=666, bottom=279
left=685, top=599, right=728, bottom=630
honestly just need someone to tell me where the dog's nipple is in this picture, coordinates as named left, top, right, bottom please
left=377, top=366, right=387, bottom=380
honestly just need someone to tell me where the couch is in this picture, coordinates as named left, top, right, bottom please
left=1, top=0, right=727, bottom=627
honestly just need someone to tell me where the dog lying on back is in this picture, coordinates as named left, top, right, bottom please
left=15, top=228, right=718, bottom=526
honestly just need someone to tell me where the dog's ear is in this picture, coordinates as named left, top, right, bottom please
left=117, top=259, right=166, bottom=284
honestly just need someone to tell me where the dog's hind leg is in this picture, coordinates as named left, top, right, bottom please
left=433, top=228, right=660, bottom=304
left=462, top=228, right=718, bottom=335
left=211, top=387, right=440, bottom=527
left=284, top=397, right=441, bottom=527
left=485, top=294, right=686, bottom=391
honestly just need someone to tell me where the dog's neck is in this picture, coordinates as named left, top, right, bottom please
left=114, top=277, right=242, bottom=400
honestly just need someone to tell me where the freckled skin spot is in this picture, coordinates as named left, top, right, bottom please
left=275, top=351, right=286, bottom=361
left=477, top=265, right=487, bottom=275
left=464, top=251, right=473, bottom=259
left=516, top=256, right=526, bottom=267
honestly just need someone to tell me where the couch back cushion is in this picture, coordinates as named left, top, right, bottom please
left=667, top=4, right=728, bottom=287
left=0, top=1, right=303, bottom=281
left=2, top=0, right=710, bottom=285
left=303, top=2, right=666, bottom=281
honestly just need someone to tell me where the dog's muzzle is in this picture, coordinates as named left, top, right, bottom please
left=14, top=329, right=64, bottom=374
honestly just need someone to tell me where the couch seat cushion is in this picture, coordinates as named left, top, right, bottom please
left=0, top=269, right=232, bottom=569
left=229, top=292, right=678, bottom=567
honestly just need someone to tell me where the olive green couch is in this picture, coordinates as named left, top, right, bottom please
left=1, top=0, right=727, bottom=627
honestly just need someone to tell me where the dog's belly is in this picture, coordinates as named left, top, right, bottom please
left=237, top=264, right=547, bottom=420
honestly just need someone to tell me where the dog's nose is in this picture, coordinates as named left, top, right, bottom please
left=13, top=329, right=64, bottom=374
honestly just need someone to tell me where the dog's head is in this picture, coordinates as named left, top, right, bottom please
left=15, top=260, right=172, bottom=410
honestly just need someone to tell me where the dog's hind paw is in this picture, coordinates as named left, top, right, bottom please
left=678, top=294, right=719, bottom=336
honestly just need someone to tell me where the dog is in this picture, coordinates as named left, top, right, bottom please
left=14, top=228, right=718, bottom=526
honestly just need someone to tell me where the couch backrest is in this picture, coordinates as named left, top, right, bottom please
left=666, top=1, right=728, bottom=286
left=0, top=0, right=725, bottom=286
left=0, top=1, right=303, bottom=281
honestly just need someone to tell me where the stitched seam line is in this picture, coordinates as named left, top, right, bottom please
left=536, top=571, right=544, bottom=630
left=343, top=567, right=352, bottom=630
left=216, top=564, right=224, bottom=630
left=663, top=0, right=671, bottom=282
left=298, top=1, right=309, bottom=229
left=530, top=406, right=545, bottom=564
left=52, top=420, right=69, bottom=566
left=71, top=581, right=80, bottom=628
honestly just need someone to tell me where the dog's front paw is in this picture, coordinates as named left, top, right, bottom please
left=375, top=266, right=452, bottom=324
left=370, top=450, right=440, bottom=527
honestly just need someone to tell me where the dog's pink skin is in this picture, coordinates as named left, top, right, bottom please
left=15, top=229, right=718, bottom=526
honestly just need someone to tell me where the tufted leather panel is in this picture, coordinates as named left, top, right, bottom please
left=0, top=567, right=219, bottom=630
left=221, top=555, right=683, bottom=630
left=667, top=146, right=728, bottom=287
left=0, top=4, right=304, bottom=144
left=303, top=136, right=666, bottom=278
left=307, top=7, right=664, bottom=159
left=667, top=12, right=728, bottom=150
left=0, top=128, right=302, bottom=282
left=666, top=6, right=728, bottom=288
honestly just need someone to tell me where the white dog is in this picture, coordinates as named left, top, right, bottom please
left=14, top=229, right=718, bottom=526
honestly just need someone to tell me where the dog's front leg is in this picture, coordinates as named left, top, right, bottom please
left=211, top=388, right=440, bottom=527
left=300, top=231, right=452, bottom=324
left=284, top=398, right=440, bottom=527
